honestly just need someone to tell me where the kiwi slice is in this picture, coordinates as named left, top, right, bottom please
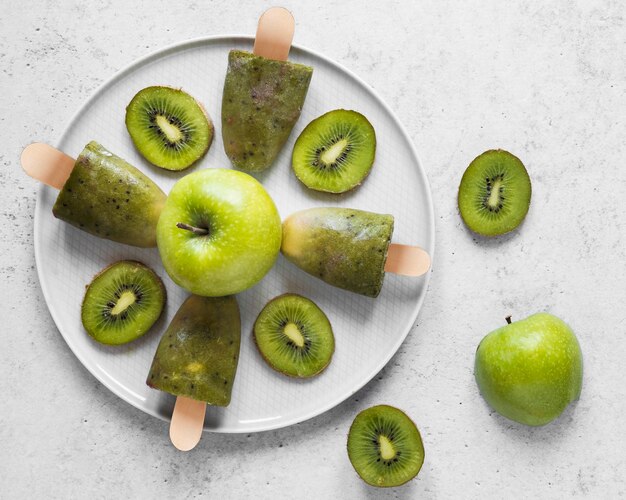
left=458, top=149, right=532, bottom=236
left=347, top=405, right=425, bottom=488
left=253, top=294, right=334, bottom=378
left=292, top=109, right=376, bottom=193
left=81, top=260, right=166, bottom=345
left=125, top=86, right=213, bottom=171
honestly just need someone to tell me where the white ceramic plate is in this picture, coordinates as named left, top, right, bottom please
left=34, top=36, right=434, bottom=433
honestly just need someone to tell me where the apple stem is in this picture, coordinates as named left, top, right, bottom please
left=176, top=222, right=209, bottom=236
left=505, top=315, right=512, bottom=324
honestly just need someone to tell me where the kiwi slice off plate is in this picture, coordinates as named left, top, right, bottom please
left=253, top=294, right=334, bottom=378
left=347, top=405, right=425, bottom=488
left=125, top=86, right=213, bottom=171
left=292, top=109, right=376, bottom=193
left=81, top=260, right=166, bottom=345
left=458, top=149, right=532, bottom=236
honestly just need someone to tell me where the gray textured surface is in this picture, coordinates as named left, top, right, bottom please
left=1, top=0, right=625, bottom=498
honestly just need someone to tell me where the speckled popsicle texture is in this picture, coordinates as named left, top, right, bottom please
left=2, top=0, right=625, bottom=498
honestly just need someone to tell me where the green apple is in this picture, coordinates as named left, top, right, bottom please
left=156, top=169, right=281, bottom=296
left=474, top=312, right=583, bottom=426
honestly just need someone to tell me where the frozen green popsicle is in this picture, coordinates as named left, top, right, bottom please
left=51, top=141, right=166, bottom=247
left=221, top=50, right=313, bottom=172
left=282, top=207, right=394, bottom=298
left=147, top=295, right=241, bottom=406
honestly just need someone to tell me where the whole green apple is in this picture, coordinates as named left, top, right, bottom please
left=156, top=169, right=281, bottom=296
left=474, top=313, right=583, bottom=426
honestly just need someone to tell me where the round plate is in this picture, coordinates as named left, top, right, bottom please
left=34, top=36, right=434, bottom=433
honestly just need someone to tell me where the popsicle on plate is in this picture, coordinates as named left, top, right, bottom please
left=221, top=8, right=313, bottom=172
left=222, top=50, right=312, bottom=172
left=22, top=141, right=166, bottom=247
left=281, top=207, right=394, bottom=298
left=147, top=295, right=241, bottom=406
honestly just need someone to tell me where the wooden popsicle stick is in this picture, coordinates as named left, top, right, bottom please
left=169, top=396, right=206, bottom=451
left=253, top=7, right=295, bottom=61
left=21, top=143, right=74, bottom=190
left=385, top=244, right=431, bottom=277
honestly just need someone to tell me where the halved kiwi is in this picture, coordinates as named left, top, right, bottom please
left=347, top=405, right=425, bottom=488
left=253, top=294, right=334, bottom=378
left=292, top=109, right=376, bottom=193
left=125, top=86, right=213, bottom=171
left=81, top=260, right=166, bottom=345
left=458, top=149, right=532, bottom=236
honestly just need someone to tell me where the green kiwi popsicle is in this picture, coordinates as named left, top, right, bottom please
left=222, top=50, right=313, bottom=172
left=147, top=295, right=241, bottom=406
left=281, top=207, right=394, bottom=298
left=52, top=141, right=166, bottom=247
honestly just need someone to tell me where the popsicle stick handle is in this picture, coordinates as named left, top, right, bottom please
left=169, top=396, right=206, bottom=451
left=253, top=7, right=295, bottom=61
left=385, top=244, right=431, bottom=277
left=21, top=143, right=74, bottom=190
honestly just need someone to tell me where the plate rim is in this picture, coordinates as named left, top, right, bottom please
left=33, top=34, right=435, bottom=433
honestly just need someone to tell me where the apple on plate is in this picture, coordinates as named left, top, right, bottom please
left=474, top=312, right=583, bottom=426
left=156, top=169, right=282, bottom=297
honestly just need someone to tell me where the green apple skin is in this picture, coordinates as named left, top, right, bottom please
left=474, top=313, right=583, bottom=426
left=156, top=169, right=281, bottom=296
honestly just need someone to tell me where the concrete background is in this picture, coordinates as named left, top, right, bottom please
left=1, top=0, right=625, bottom=498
